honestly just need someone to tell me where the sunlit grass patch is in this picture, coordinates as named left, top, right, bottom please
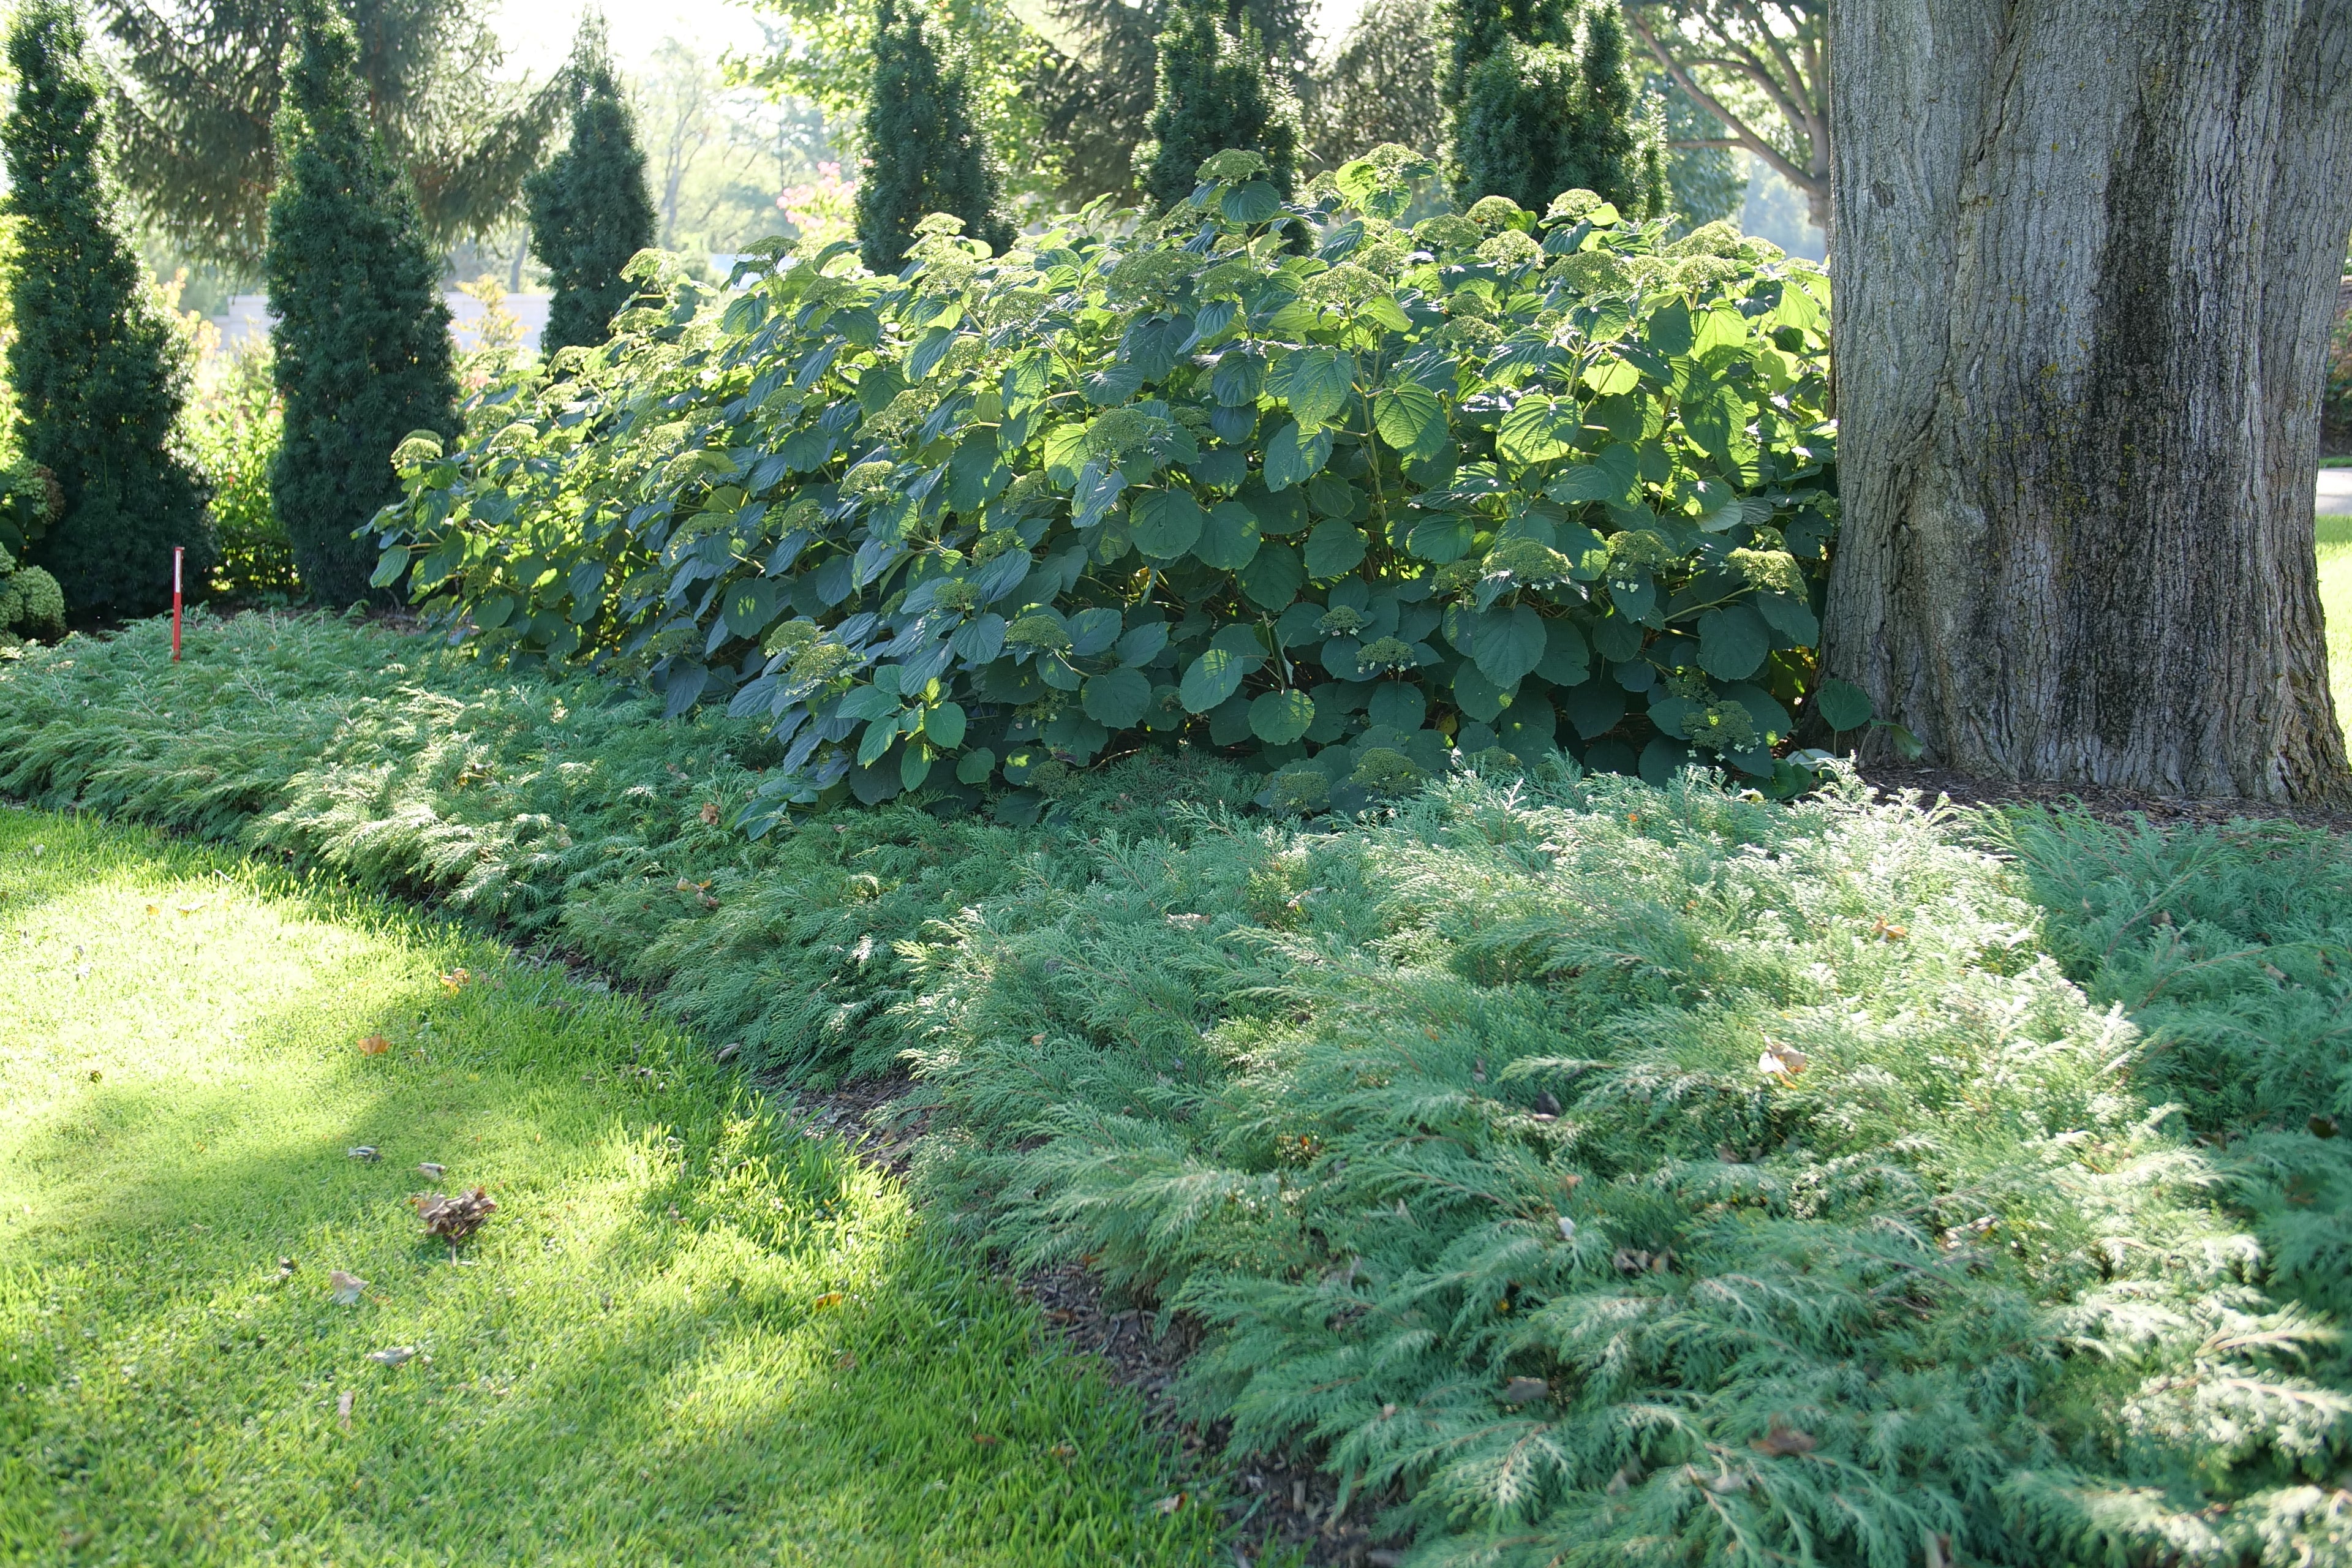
left=2320, top=513, right=2351, bottom=735
left=0, top=810, right=1216, bottom=1566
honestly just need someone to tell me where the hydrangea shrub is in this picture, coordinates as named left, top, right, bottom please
left=374, top=147, right=1842, bottom=830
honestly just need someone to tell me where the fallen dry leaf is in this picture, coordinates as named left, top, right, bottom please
left=416, top=1162, right=445, bottom=1180
left=1756, top=1046, right=1809, bottom=1079
left=366, top=1346, right=418, bottom=1367
left=971, top=1433, right=1000, bottom=1446
left=438, top=968, right=472, bottom=993
left=328, top=1270, right=366, bottom=1305
left=1752, top=1422, right=1817, bottom=1457
left=812, top=1291, right=845, bottom=1310
left=357, top=1034, right=390, bottom=1057
left=347, top=1146, right=380, bottom=1163
left=277, top=1256, right=297, bottom=1280
left=337, top=1389, right=353, bottom=1428
left=834, top=1352, right=856, bottom=1371
left=1050, top=1443, right=1076, bottom=1460
left=1499, top=1377, right=1550, bottom=1405
left=699, top=801, right=720, bottom=826
left=411, top=1188, right=497, bottom=1245
left=1152, top=1494, right=1187, bottom=1515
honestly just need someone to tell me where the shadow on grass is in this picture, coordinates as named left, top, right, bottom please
left=0, top=815, right=1221, bottom=1568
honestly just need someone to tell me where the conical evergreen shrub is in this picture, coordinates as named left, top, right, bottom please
left=1446, top=0, right=1664, bottom=214
left=266, top=0, right=456, bottom=606
left=2, top=0, right=210, bottom=621
left=1138, top=0, right=1301, bottom=211
left=524, top=17, right=655, bottom=356
left=854, top=0, right=1016, bottom=275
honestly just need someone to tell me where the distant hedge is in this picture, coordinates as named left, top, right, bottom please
left=374, top=146, right=1845, bottom=831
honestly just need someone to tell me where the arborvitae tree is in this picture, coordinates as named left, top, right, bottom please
left=1438, top=0, right=1568, bottom=111
left=266, top=0, right=456, bottom=605
left=856, top=0, right=1016, bottom=275
left=524, top=17, right=655, bottom=355
left=1038, top=0, right=1313, bottom=200
left=1138, top=0, right=1301, bottom=211
left=1449, top=0, right=1665, bottom=214
left=2, top=0, right=210, bottom=621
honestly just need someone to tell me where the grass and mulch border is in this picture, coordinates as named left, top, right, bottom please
left=6, top=611, right=2352, bottom=1567
left=0, top=809, right=1227, bottom=1566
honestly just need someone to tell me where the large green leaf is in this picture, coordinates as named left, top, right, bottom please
left=1302, top=521, right=1367, bottom=579
left=1237, top=543, right=1303, bottom=610
left=1815, top=677, right=1872, bottom=731
left=1697, top=605, right=1770, bottom=680
left=1129, top=488, right=1204, bottom=560
left=1179, top=647, right=1250, bottom=713
left=921, top=701, right=967, bottom=748
left=1248, top=689, right=1316, bottom=744
left=1496, top=396, right=1576, bottom=466
left=1374, top=385, right=1447, bottom=459
left=1084, top=666, right=1152, bottom=727
left=722, top=579, right=779, bottom=639
left=1472, top=604, right=1547, bottom=687
left=1268, top=349, right=1354, bottom=429
left=1212, top=349, right=1266, bottom=407
left=1195, top=500, right=1262, bottom=570
left=1261, top=421, right=1332, bottom=492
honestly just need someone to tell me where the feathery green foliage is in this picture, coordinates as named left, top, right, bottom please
left=855, top=0, right=1017, bottom=275
left=3, top=0, right=211, bottom=621
left=903, top=769, right=2352, bottom=1566
left=1450, top=0, right=1667, bottom=214
left=1995, top=809, right=2352, bottom=1331
left=371, top=154, right=1838, bottom=828
left=0, top=612, right=1251, bottom=1085
left=7, top=616, right=2349, bottom=1564
left=267, top=0, right=459, bottom=608
left=525, top=18, right=657, bottom=356
left=1137, top=0, right=1301, bottom=213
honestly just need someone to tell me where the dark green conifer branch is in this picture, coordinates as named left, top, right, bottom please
left=266, top=0, right=458, bottom=607
left=856, top=0, right=1016, bottom=276
left=525, top=15, right=656, bottom=358
left=2, top=0, right=210, bottom=620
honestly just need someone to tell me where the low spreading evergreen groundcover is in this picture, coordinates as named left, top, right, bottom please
left=4, top=612, right=2350, bottom=1567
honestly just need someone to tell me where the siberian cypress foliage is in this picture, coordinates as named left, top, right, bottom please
left=525, top=17, right=656, bottom=356
left=1446, top=0, right=1665, bottom=214
left=266, top=0, right=456, bottom=606
left=1138, top=0, right=1301, bottom=211
left=2, top=0, right=210, bottom=621
left=855, top=0, right=1016, bottom=276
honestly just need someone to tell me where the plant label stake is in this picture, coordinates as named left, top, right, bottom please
left=171, top=546, right=183, bottom=661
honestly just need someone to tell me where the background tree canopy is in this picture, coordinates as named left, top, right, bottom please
left=99, top=0, right=568, bottom=267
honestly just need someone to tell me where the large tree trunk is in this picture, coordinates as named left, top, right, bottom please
left=1820, top=0, right=2352, bottom=801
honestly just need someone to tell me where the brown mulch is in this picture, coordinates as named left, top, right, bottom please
left=777, top=1076, right=1400, bottom=1566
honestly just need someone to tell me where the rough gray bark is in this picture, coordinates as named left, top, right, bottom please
left=1821, top=0, right=2352, bottom=801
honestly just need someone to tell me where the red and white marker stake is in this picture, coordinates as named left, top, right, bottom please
left=171, top=546, right=184, bottom=662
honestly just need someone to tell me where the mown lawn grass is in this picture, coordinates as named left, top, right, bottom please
left=2321, top=513, right=2351, bottom=728
left=0, top=810, right=1219, bottom=1567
